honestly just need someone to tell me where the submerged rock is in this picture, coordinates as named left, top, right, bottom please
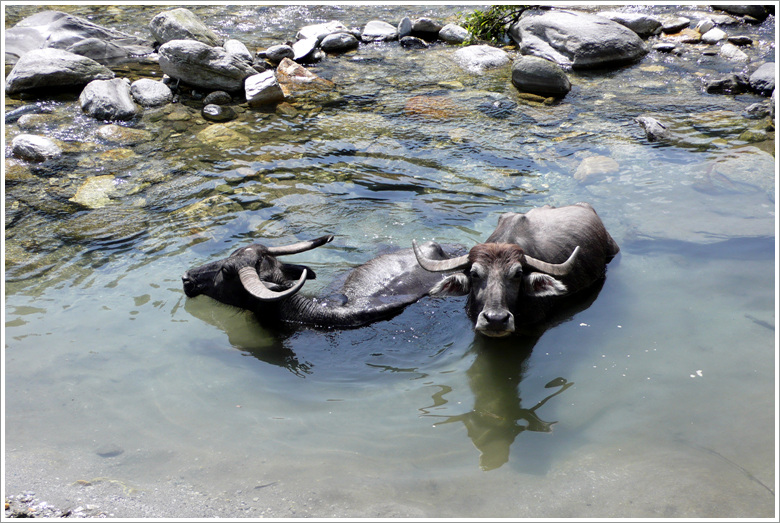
left=197, top=125, right=250, bottom=149
left=69, top=175, right=118, bottom=209
left=5, top=48, right=114, bottom=94
left=97, top=124, right=153, bottom=145
left=574, top=155, right=620, bottom=183
left=275, top=58, right=335, bottom=97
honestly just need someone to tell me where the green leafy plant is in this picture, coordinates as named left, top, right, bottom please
left=460, top=5, right=532, bottom=44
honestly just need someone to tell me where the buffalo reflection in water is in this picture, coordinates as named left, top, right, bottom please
left=184, top=271, right=609, bottom=469
left=420, top=336, right=574, bottom=471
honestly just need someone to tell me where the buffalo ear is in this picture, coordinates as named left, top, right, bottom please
left=282, top=263, right=317, bottom=280
left=523, top=273, right=567, bottom=297
left=429, top=274, right=470, bottom=296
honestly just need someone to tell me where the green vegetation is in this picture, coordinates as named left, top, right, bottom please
left=460, top=5, right=531, bottom=44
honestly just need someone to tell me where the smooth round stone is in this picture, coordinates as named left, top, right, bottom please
left=202, top=103, right=236, bottom=122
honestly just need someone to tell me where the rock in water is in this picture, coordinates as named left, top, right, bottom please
left=245, top=71, right=285, bottom=107
left=149, top=7, right=221, bottom=46
left=130, top=78, right=173, bottom=107
left=511, top=55, right=571, bottom=97
left=80, top=78, right=138, bottom=120
left=361, top=20, right=398, bottom=42
left=5, top=48, right=114, bottom=94
left=509, top=9, right=648, bottom=69
left=158, top=39, right=259, bottom=91
left=4, top=10, right=153, bottom=65
left=749, top=63, right=775, bottom=96
left=11, top=134, right=62, bottom=162
left=453, top=45, right=510, bottom=74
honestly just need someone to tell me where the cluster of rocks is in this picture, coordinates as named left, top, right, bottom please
left=507, top=6, right=775, bottom=101
left=4, top=5, right=776, bottom=166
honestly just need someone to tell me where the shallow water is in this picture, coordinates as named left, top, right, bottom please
left=3, top=4, right=777, bottom=518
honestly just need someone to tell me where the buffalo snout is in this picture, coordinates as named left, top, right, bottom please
left=475, top=308, right=515, bottom=337
left=182, top=271, right=200, bottom=297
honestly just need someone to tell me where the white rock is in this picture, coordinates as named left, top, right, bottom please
left=11, top=134, right=62, bottom=162
left=245, top=71, right=284, bottom=107
left=701, top=27, right=727, bottom=44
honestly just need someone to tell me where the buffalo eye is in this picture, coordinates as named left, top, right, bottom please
left=469, top=264, right=484, bottom=280
left=507, top=264, right=523, bottom=280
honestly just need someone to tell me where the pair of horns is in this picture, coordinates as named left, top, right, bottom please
left=412, top=240, right=580, bottom=276
left=239, top=235, right=333, bottom=301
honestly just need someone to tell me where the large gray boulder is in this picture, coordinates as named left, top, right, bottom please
left=362, top=20, right=398, bottom=42
left=509, top=9, right=648, bottom=69
left=157, top=39, right=259, bottom=91
left=80, top=78, right=139, bottom=120
left=149, top=8, right=222, bottom=46
left=597, top=11, right=662, bottom=37
left=453, top=45, right=510, bottom=74
left=223, top=39, right=253, bottom=63
left=749, top=62, right=776, bottom=96
left=5, top=48, right=114, bottom=94
left=512, top=55, right=571, bottom=97
left=11, top=134, right=62, bottom=162
left=4, top=10, right=154, bottom=65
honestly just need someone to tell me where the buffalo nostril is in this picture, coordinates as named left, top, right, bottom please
left=484, top=310, right=510, bottom=325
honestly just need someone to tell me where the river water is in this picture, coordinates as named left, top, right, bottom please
left=3, top=4, right=777, bottom=518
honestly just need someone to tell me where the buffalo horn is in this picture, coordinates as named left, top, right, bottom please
left=523, top=246, right=580, bottom=276
left=412, top=239, right=470, bottom=272
left=238, top=266, right=308, bottom=301
left=266, top=235, right=334, bottom=256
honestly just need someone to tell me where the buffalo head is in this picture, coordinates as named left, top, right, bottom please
left=182, top=235, right=333, bottom=309
left=413, top=241, right=579, bottom=337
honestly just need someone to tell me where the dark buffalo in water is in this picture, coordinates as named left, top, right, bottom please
left=413, top=203, right=620, bottom=337
left=182, top=235, right=464, bottom=329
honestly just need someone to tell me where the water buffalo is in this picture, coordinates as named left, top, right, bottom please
left=182, top=235, right=464, bottom=329
left=413, top=203, right=620, bottom=337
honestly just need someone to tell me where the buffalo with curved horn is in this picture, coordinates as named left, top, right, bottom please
left=182, top=234, right=465, bottom=329
left=413, top=203, right=620, bottom=337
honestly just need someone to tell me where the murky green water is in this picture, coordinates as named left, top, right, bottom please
left=4, top=4, right=776, bottom=518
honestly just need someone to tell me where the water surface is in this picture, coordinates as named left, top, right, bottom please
left=4, top=4, right=776, bottom=518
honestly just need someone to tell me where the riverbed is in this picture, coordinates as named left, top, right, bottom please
left=3, top=3, right=776, bottom=518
